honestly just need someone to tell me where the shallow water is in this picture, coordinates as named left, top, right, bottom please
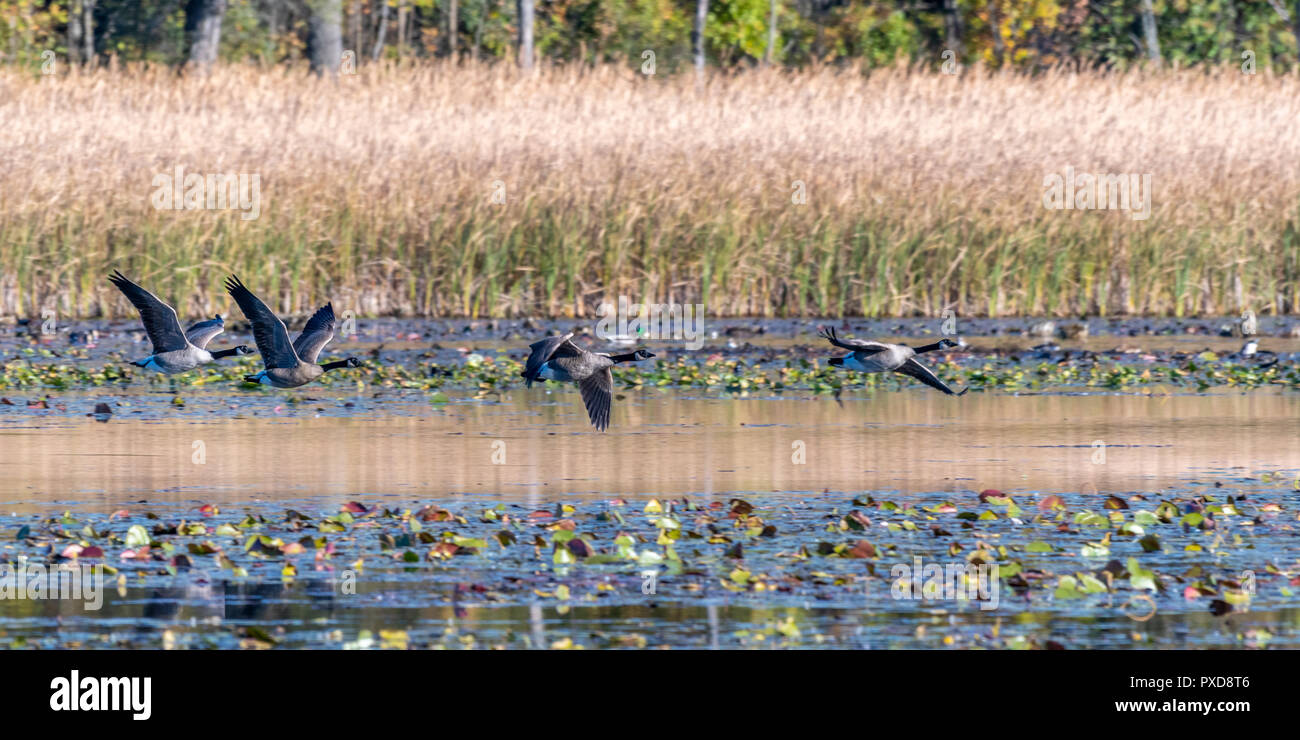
left=1, top=386, right=1297, bottom=649
left=1, top=388, right=1298, bottom=507
left=11, top=582, right=1296, bottom=650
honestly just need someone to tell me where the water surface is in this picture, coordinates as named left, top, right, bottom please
left=1, top=387, right=1296, bottom=649
left=1, top=388, right=1297, bottom=507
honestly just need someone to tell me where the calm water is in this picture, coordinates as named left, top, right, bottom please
left=3, top=388, right=1299, bottom=506
left=1, top=387, right=1297, bottom=649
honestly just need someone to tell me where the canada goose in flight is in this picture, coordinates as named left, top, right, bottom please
left=521, top=332, right=655, bottom=431
left=224, top=275, right=361, bottom=388
left=107, top=270, right=252, bottom=374
left=820, top=327, right=968, bottom=396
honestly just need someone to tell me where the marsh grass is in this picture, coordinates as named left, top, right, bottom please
left=1, top=62, right=1299, bottom=320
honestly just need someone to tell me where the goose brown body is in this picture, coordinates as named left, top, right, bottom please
left=107, top=270, right=251, bottom=374
left=224, top=275, right=361, bottom=388
left=521, top=332, right=654, bottom=431
left=820, top=327, right=967, bottom=396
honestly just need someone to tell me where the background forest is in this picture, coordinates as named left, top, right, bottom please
left=2, top=1, right=1298, bottom=73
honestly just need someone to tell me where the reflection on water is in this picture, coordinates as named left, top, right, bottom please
left=8, top=578, right=1296, bottom=649
left=1, top=389, right=1298, bottom=510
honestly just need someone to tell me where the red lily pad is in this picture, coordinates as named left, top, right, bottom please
left=846, top=540, right=877, bottom=559
left=1038, top=495, right=1065, bottom=510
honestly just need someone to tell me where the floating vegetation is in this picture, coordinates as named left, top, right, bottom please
left=1, top=479, right=1296, bottom=649
left=0, top=344, right=1296, bottom=395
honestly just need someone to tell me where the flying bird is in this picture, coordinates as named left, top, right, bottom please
left=108, top=270, right=252, bottom=374
left=820, top=327, right=968, bottom=396
left=224, top=275, right=361, bottom=388
left=521, top=332, right=654, bottom=431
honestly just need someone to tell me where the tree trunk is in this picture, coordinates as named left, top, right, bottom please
left=988, top=0, right=1003, bottom=66
left=372, top=0, right=389, bottom=60
left=692, top=0, right=708, bottom=75
left=472, top=1, right=484, bottom=60
left=397, top=0, right=407, bottom=59
left=352, top=0, right=362, bottom=61
left=516, top=0, right=534, bottom=69
left=448, top=0, right=458, bottom=57
left=942, top=0, right=962, bottom=55
left=308, top=0, right=344, bottom=76
left=80, top=0, right=96, bottom=65
left=764, top=0, right=777, bottom=65
left=184, top=0, right=227, bottom=72
left=1293, top=0, right=1300, bottom=64
left=1140, top=0, right=1161, bottom=61
left=68, top=0, right=83, bottom=66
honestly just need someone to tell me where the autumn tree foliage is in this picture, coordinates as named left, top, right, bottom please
left=1, top=1, right=1298, bottom=72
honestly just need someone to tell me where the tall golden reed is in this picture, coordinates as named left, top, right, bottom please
left=1, top=61, right=1297, bottom=320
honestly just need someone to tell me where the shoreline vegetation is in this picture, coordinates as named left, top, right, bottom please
left=2, top=63, right=1299, bottom=321
left=1, top=348, right=1294, bottom=395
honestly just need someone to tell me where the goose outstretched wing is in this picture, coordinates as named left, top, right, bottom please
left=108, top=271, right=189, bottom=353
left=577, top=367, right=614, bottom=431
left=294, top=303, right=337, bottom=364
left=224, top=275, right=299, bottom=369
left=819, top=327, right=890, bottom=354
left=895, top=358, right=967, bottom=396
left=184, top=316, right=226, bottom=349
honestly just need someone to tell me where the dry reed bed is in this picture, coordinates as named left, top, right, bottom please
left=0, top=62, right=1298, bottom=319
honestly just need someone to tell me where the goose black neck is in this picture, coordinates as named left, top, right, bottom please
left=610, top=352, right=643, bottom=363
left=321, top=360, right=352, bottom=371
left=210, top=347, right=242, bottom=359
left=913, top=341, right=948, bottom=354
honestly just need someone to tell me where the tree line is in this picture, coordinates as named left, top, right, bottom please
left=3, top=1, right=1300, bottom=74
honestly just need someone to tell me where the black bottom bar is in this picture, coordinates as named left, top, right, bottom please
left=5, top=648, right=1286, bottom=725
